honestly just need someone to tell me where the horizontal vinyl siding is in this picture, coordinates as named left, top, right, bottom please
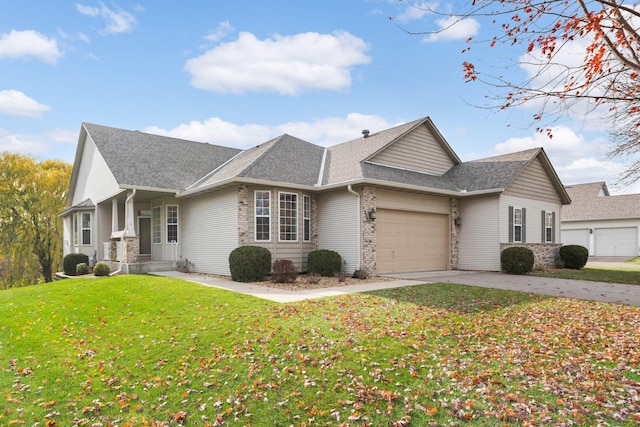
left=370, top=125, right=454, bottom=175
left=181, top=188, right=238, bottom=275
left=500, top=195, right=562, bottom=243
left=458, top=196, right=501, bottom=271
left=504, top=158, right=561, bottom=203
left=376, top=188, right=450, bottom=214
left=72, top=134, right=120, bottom=206
left=317, top=190, right=359, bottom=274
left=248, top=187, right=316, bottom=272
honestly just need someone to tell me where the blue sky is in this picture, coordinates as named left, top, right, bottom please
left=1, top=1, right=635, bottom=193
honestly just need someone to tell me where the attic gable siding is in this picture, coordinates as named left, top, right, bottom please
left=71, top=133, right=119, bottom=206
left=369, top=124, right=454, bottom=175
left=504, top=157, right=561, bottom=203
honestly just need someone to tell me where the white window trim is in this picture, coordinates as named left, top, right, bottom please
left=81, top=212, right=92, bottom=246
left=513, top=207, right=523, bottom=243
left=303, top=194, right=311, bottom=242
left=545, top=211, right=554, bottom=243
left=166, top=204, right=179, bottom=244
left=278, top=191, right=298, bottom=242
left=254, top=191, right=271, bottom=242
left=152, top=206, right=162, bottom=244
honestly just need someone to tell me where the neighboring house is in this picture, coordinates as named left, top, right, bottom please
left=562, top=182, right=640, bottom=257
left=61, top=116, right=570, bottom=275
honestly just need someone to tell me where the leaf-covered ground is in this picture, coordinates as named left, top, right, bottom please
left=1, top=276, right=638, bottom=426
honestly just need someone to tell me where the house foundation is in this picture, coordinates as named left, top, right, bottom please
left=500, top=243, right=561, bottom=270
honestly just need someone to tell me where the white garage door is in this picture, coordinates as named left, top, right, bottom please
left=377, top=209, right=449, bottom=274
left=594, top=227, right=638, bottom=256
left=562, top=229, right=590, bottom=250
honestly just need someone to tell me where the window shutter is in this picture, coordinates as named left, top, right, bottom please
left=508, top=206, right=514, bottom=242
left=551, top=212, right=556, bottom=243
left=541, top=210, right=546, bottom=242
left=522, top=208, right=527, bottom=242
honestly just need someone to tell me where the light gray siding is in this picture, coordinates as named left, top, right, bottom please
left=458, top=195, right=501, bottom=271
left=181, top=189, right=238, bottom=275
left=500, top=195, right=562, bottom=244
left=369, top=124, right=454, bottom=175
left=247, top=186, right=316, bottom=272
left=376, top=188, right=450, bottom=214
left=504, top=157, right=561, bottom=203
left=71, top=134, right=120, bottom=206
left=317, top=189, right=359, bottom=274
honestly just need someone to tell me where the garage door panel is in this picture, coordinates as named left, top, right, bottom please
left=377, top=209, right=449, bottom=274
left=562, top=229, right=589, bottom=249
left=594, top=227, right=637, bottom=256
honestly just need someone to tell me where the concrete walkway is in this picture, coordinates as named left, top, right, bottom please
left=150, top=269, right=640, bottom=306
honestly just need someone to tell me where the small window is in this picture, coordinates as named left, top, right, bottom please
left=513, top=208, right=523, bottom=243
left=279, top=192, right=298, bottom=241
left=166, top=205, right=178, bottom=243
left=152, top=206, right=161, bottom=244
left=545, top=211, right=554, bottom=243
left=303, top=195, right=311, bottom=242
left=81, top=212, right=91, bottom=245
left=255, top=191, right=271, bottom=241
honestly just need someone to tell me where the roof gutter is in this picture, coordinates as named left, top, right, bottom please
left=177, top=177, right=318, bottom=198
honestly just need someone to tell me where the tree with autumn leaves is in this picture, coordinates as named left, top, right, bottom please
left=0, top=153, right=71, bottom=287
left=393, top=0, right=640, bottom=183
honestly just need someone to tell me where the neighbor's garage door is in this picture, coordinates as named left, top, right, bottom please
left=377, top=209, right=448, bottom=274
left=594, top=227, right=637, bottom=256
left=562, top=229, right=590, bottom=250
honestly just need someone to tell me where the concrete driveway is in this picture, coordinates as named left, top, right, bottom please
left=388, top=270, right=640, bottom=306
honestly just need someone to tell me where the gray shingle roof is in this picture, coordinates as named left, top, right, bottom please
left=85, top=123, right=241, bottom=190
left=563, top=182, right=640, bottom=220
left=361, top=163, right=461, bottom=191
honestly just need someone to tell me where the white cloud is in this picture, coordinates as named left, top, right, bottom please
left=0, top=90, right=51, bottom=117
left=76, top=2, right=137, bottom=34
left=0, top=30, right=62, bottom=63
left=394, top=1, right=438, bottom=23
left=423, top=16, right=480, bottom=42
left=494, top=125, right=589, bottom=158
left=47, top=128, right=77, bottom=144
left=204, top=21, right=234, bottom=42
left=184, top=31, right=371, bottom=95
left=145, top=113, right=392, bottom=148
left=0, top=129, right=47, bottom=155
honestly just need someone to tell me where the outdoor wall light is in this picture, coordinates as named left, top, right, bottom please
left=454, top=217, right=462, bottom=226
left=367, top=208, right=377, bottom=221
left=589, top=228, right=593, bottom=234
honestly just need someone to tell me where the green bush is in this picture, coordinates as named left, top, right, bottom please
left=229, top=246, right=272, bottom=282
left=307, top=249, right=342, bottom=277
left=93, top=261, right=111, bottom=277
left=63, top=253, right=89, bottom=276
left=501, top=247, right=534, bottom=275
left=75, top=262, right=90, bottom=275
left=271, top=259, right=297, bottom=284
left=560, top=245, right=589, bottom=270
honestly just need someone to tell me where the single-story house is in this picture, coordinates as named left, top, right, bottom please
left=562, top=181, right=640, bottom=257
left=61, top=116, right=571, bottom=275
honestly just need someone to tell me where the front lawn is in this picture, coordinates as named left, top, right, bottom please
left=533, top=266, right=640, bottom=285
left=1, top=276, right=639, bottom=426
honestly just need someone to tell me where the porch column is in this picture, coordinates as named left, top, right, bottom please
left=112, top=199, right=119, bottom=233
left=125, top=190, right=136, bottom=237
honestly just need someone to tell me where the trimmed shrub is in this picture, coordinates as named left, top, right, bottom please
left=93, top=261, right=111, bottom=277
left=501, top=247, right=534, bottom=275
left=76, top=262, right=90, bottom=275
left=229, top=246, right=272, bottom=282
left=560, top=245, right=589, bottom=270
left=307, top=249, right=342, bottom=277
left=271, top=259, right=297, bottom=284
left=63, top=253, right=89, bottom=276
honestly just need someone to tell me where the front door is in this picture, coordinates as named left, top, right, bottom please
left=139, top=217, right=151, bottom=255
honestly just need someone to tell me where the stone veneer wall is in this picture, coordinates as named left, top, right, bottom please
left=121, top=236, right=139, bottom=263
left=500, top=243, right=561, bottom=270
left=450, top=198, right=460, bottom=270
left=361, top=186, right=377, bottom=275
left=237, top=185, right=249, bottom=246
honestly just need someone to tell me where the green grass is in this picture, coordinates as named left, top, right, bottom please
left=533, top=266, right=640, bottom=285
left=626, top=257, right=640, bottom=265
left=1, top=275, right=639, bottom=426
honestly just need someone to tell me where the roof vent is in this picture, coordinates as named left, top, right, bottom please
left=362, top=129, right=370, bottom=138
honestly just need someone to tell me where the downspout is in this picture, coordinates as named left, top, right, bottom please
left=347, top=185, right=362, bottom=269
left=110, top=189, right=136, bottom=276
